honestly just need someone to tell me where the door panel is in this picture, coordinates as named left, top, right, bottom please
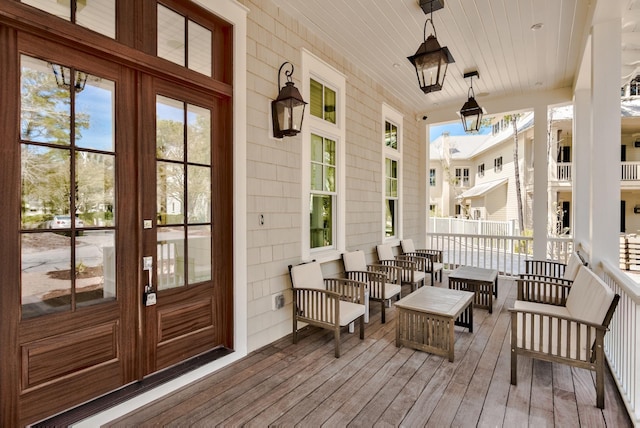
left=14, top=35, right=138, bottom=426
left=142, top=78, right=229, bottom=374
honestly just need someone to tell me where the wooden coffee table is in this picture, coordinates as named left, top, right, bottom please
left=448, top=266, right=499, bottom=313
left=395, top=286, right=474, bottom=362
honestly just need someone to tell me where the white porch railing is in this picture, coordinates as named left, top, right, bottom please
left=426, top=233, right=573, bottom=276
left=599, top=260, right=640, bottom=425
left=621, top=161, right=640, bottom=181
left=429, top=217, right=517, bottom=236
left=557, top=162, right=572, bottom=181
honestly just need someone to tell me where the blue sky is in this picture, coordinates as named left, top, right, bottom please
left=429, top=121, right=491, bottom=142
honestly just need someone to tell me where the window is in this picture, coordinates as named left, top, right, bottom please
left=429, top=204, right=436, bottom=215
left=382, top=104, right=403, bottom=241
left=22, top=0, right=116, bottom=38
left=494, top=156, right=503, bottom=172
left=385, top=121, right=398, bottom=150
left=455, top=167, right=470, bottom=187
left=310, top=78, right=336, bottom=124
left=385, top=158, right=398, bottom=238
left=310, top=134, right=336, bottom=249
left=478, top=163, right=485, bottom=177
left=301, top=50, right=345, bottom=259
left=429, top=168, right=436, bottom=186
left=158, top=4, right=212, bottom=77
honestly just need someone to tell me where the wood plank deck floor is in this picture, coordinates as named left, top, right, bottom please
left=106, top=276, right=632, bottom=427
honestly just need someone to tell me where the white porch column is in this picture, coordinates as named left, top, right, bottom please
left=573, top=88, right=591, bottom=247
left=421, top=122, right=429, bottom=246
left=533, top=103, right=548, bottom=259
left=590, top=18, right=621, bottom=267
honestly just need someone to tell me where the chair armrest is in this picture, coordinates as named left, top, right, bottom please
left=509, top=307, right=608, bottom=363
left=378, top=259, right=417, bottom=283
left=516, top=277, right=572, bottom=305
left=415, top=249, right=443, bottom=263
left=292, top=287, right=340, bottom=325
left=345, top=270, right=386, bottom=298
left=518, top=274, right=573, bottom=284
left=324, top=277, right=366, bottom=304
left=397, top=254, right=428, bottom=271
left=367, top=263, right=401, bottom=284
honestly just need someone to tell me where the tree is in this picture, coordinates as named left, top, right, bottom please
left=504, top=114, right=524, bottom=233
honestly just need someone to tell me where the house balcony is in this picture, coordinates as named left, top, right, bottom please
left=550, top=161, right=640, bottom=188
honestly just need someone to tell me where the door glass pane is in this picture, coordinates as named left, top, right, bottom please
left=76, top=230, right=116, bottom=308
left=76, top=152, right=115, bottom=227
left=187, top=225, right=211, bottom=284
left=21, top=0, right=115, bottom=38
left=157, top=95, right=185, bottom=161
left=20, top=55, right=71, bottom=145
left=21, top=0, right=69, bottom=20
left=21, top=233, right=71, bottom=319
left=157, top=4, right=185, bottom=67
left=157, top=161, right=185, bottom=225
left=21, top=54, right=118, bottom=319
left=157, top=227, right=185, bottom=290
left=187, top=104, right=211, bottom=165
left=76, top=77, right=115, bottom=151
left=188, top=21, right=212, bottom=77
left=187, top=165, right=211, bottom=223
left=21, top=145, right=70, bottom=230
left=76, top=0, right=116, bottom=39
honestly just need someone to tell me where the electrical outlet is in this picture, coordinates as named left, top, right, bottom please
left=272, top=293, right=285, bottom=310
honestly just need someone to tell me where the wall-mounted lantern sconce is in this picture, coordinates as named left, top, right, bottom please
left=50, top=63, right=88, bottom=93
left=271, top=62, right=307, bottom=138
left=459, top=71, right=485, bottom=133
left=407, top=11, right=454, bottom=94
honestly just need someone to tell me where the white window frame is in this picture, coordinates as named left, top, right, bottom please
left=429, top=168, right=436, bottom=186
left=382, top=103, right=403, bottom=243
left=455, top=167, right=470, bottom=187
left=301, top=49, right=346, bottom=262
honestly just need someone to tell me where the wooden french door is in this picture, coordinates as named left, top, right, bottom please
left=4, top=32, right=233, bottom=426
left=139, top=77, right=233, bottom=374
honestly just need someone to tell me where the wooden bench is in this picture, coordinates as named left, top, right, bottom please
left=510, top=265, right=619, bottom=408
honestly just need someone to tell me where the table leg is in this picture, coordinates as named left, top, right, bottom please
left=448, top=318, right=455, bottom=362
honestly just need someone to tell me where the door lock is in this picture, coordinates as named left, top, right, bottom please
left=143, top=256, right=156, bottom=306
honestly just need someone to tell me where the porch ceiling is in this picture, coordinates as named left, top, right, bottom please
left=269, top=0, right=640, bottom=120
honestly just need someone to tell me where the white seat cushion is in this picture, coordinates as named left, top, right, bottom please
left=431, top=262, right=444, bottom=272
left=383, top=282, right=402, bottom=300
left=412, top=271, right=426, bottom=283
left=290, top=262, right=325, bottom=290
left=377, top=244, right=394, bottom=261
left=565, top=265, right=615, bottom=326
left=343, top=250, right=367, bottom=272
left=339, top=300, right=366, bottom=326
left=562, top=252, right=582, bottom=281
left=401, top=239, right=416, bottom=253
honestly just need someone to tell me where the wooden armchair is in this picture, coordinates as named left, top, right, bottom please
left=288, top=261, right=366, bottom=358
left=510, top=265, right=620, bottom=408
left=342, top=250, right=402, bottom=323
left=376, top=243, right=426, bottom=291
left=401, top=238, right=444, bottom=284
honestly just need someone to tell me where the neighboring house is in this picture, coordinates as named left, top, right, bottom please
left=431, top=100, right=640, bottom=236
left=430, top=112, right=535, bottom=231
